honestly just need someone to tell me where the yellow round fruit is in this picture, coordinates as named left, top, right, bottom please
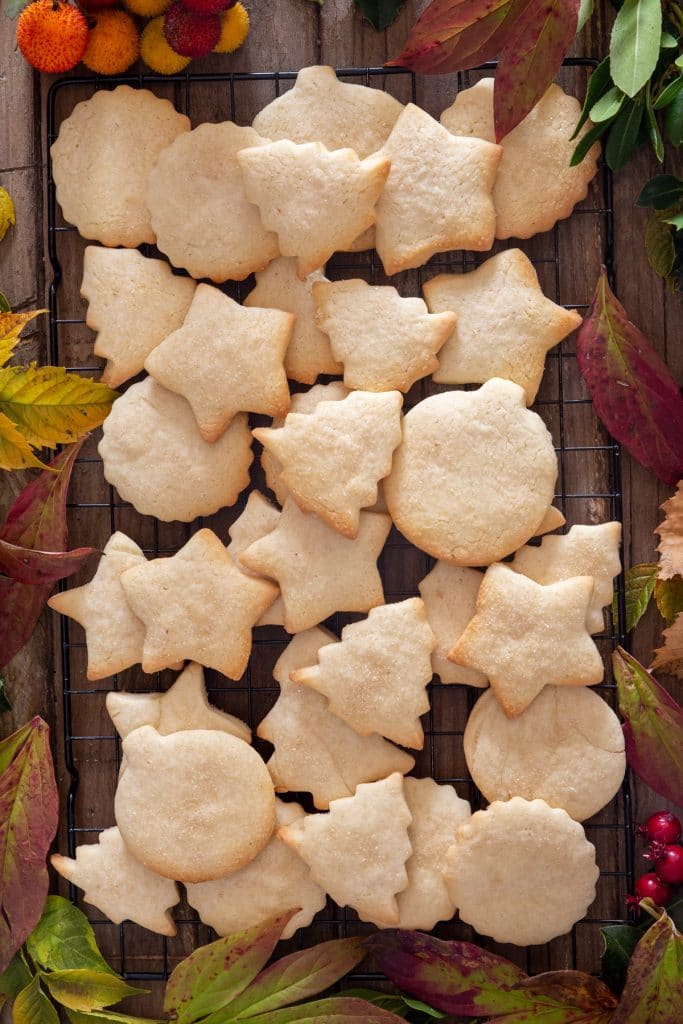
left=82, top=10, right=139, bottom=75
left=214, top=2, right=249, bottom=54
left=140, top=16, right=191, bottom=74
left=124, top=0, right=171, bottom=17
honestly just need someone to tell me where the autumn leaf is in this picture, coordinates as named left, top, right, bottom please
left=601, top=895, right=683, bottom=997
left=0, top=309, right=47, bottom=368
left=232, top=997, right=406, bottom=1023
left=613, top=646, right=683, bottom=805
left=225, top=937, right=367, bottom=1018
left=617, top=562, right=658, bottom=632
left=493, top=0, right=579, bottom=141
left=26, top=896, right=117, bottom=976
left=0, top=187, right=15, bottom=244
left=656, top=480, right=683, bottom=579
left=0, top=440, right=92, bottom=670
left=13, top=976, right=59, bottom=1024
left=0, top=411, right=45, bottom=471
left=651, top=612, right=683, bottom=678
left=485, top=971, right=617, bottom=1022
left=65, top=1012, right=165, bottom=1024
left=610, top=900, right=683, bottom=1023
left=0, top=717, right=58, bottom=973
left=43, top=970, right=142, bottom=1012
left=164, top=912, right=296, bottom=1023
left=369, top=929, right=529, bottom=1016
left=576, top=268, right=683, bottom=487
left=0, top=538, right=94, bottom=586
left=654, top=575, right=683, bottom=626
left=0, top=363, right=116, bottom=453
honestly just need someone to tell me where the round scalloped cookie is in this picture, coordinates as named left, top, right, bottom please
left=464, top=687, right=626, bottom=821
left=445, top=797, right=599, bottom=945
left=51, top=86, right=190, bottom=247
left=383, top=379, right=557, bottom=565
left=115, top=727, right=275, bottom=883
left=440, top=79, right=600, bottom=240
left=98, top=377, right=252, bottom=522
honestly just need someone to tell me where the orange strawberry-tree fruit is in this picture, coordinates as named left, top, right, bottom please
left=17, top=0, right=89, bottom=74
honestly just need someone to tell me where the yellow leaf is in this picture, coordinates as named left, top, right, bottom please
left=656, top=480, right=683, bottom=580
left=0, top=411, right=47, bottom=471
left=0, top=309, right=48, bottom=368
left=0, top=364, right=117, bottom=449
left=0, top=187, right=15, bottom=243
left=651, top=611, right=683, bottom=678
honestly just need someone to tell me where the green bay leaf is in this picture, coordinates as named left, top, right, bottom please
left=610, top=0, right=662, bottom=98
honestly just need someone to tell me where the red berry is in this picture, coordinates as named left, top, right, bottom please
left=637, top=810, right=682, bottom=846
left=626, top=872, right=673, bottom=909
left=654, top=844, right=683, bottom=886
left=183, top=0, right=234, bottom=14
left=164, top=1, right=220, bottom=58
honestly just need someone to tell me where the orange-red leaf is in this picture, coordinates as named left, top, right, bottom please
left=656, top=481, right=683, bottom=580
left=387, top=0, right=518, bottom=73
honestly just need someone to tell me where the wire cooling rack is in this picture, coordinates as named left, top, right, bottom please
left=47, top=61, right=633, bottom=988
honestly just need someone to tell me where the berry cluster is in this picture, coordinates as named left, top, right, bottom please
left=627, top=810, right=683, bottom=910
left=15, top=0, right=249, bottom=76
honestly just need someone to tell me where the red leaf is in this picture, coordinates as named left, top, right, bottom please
left=369, top=929, right=529, bottom=1016
left=0, top=441, right=90, bottom=669
left=576, top=268, right=683, bottom=487
left=487, top=971, right=617, bottom=1022
left=387, top=0, right=519, bottom=73
left=493, top=0, right=580, bottom=140
left=610, top=901, right=682, bottom=1023
left=0, top=717, right=58, bottom=973
left=0, top=539, right=93, bottom=586
left=613, top=646, right=683, bottom=807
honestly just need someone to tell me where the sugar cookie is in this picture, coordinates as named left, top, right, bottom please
left=418, top=562, right=487, bottom=687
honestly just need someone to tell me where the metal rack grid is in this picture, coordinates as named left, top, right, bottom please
left=47, top=61, right=633, bottom=986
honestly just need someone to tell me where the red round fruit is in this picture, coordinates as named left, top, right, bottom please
left=637, top=810, right=682, bottom=846
left=626, top=872, right=673, bottom=909
left=164, top=1, right=220, bottom=58
left=654, top=844, right=683, bottom=886
left=183, top=0, right=235, bottom=14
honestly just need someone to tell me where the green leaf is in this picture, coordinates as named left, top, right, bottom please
left=610, top=902, right=683, bottom=1022
left=601, top=923, right=644, bottom=995
left=677, top=53, right=683, bottom=68
left=335, top=989, right=409, bottom=1016
left=605, top=98, right=644, bottom=170
left=238, top=997, right=406, bottom=1023
left=402, top=995, right=446, bottom=1018
left=13, top=976, right=60, bottom=1024
left=663, top=210, right=683, bottom=230
left=0, top=294, right=10, bottom=313
left=645, top=215, right=676, bottom=279
left=613, top=647, right=683, bottom=805
left=576, top=0, right=593, bottom=32
left=645, top=84, right=665, bottom=160
left=654, top=575, right=683, bottom=625
left=0, top=363, right=117, bottom=451
left=637, top=173, right=683, bottom=208
left=4, top=0, right=32, bottom=16
left=660, top=30, right=678, bottom=47
left=571, top=56, right=612, bottom=138
left=590, top=85, right=627, bottom=121
left=0, top=950, right=31, bottom=1000
left=485, top=972, right=618, bottom=1022
left=571, top=118, right=611, bottom=165
left=0, top=717, right=58, bottom=973
left=226, top=938, right=367, bottom=1019
left=610, top=0, right=662, bottom=97
left=617, top=562, right=658, bottom=631
left=352, top=0, right=407, bottom=31
left=44, top=969, right=143, bottom=1012
left=164, top=913, right=295, bottom=1024
left=665, top=87, right=683, bottom=144
left=654, top=75, right=683, bottom=109
left=27, top=896, right=117, bottom=976
left=0, top=675, right=11, bottom=714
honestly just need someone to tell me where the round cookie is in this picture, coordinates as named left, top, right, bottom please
left=115, top=727, right=276, bottom=883
left=440, top=79, right=600, bottom=241
left=445, top=797, right=599, bottom=946
left=383, top=379, right=557, bottom=565
left=98, top=377, right=252, bottom=522
left=51, top=86, right=190, bottom=247
left=147, top=121, right=280, bottom=282
left=464, top=687, right=626, bottom=821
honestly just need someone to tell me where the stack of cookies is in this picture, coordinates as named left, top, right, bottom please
left=49, top=68, right=625, bottom=949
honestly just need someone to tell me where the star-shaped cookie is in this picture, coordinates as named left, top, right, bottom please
left=238, top=140, right=391, bottom=278
left=418, top=562, right=488, bottom=687
left=145, top=284, right=293, bottom=443
left=106, top=662, right=251, bottom=744
left=245, top=258, right=341, bottom=384
left=120, top=529, right=278, bottom=679
left=239, top=499, right=391, bottom=633
left=448, top=563, right=604, bottom=718
left=423, top=249, right=582, bottom=404
left=51, top=827, right=179, bottom=936
left=375, top=103, right=502, bottom=275
left=510, top=522, right=622, bottom=634
left=185, top=799, right=327, bottom=940
left=292, top=598, right=435, bottom=749
left=253, top=65, right=404, bottom=159
left=278, top=773, right=413, bottom=927
left=312, top=279, right=456, bottom=393
left=227, top=491, right=284, bottom=627
left=258, top=628, right=415, bottom=808
left=48, top=532, right=151, bottom=681
left=440, top=79, right=600, bottom=240
left=81, top=247, right=196, bottom=389
left=254, top=390, right=402, bottom=538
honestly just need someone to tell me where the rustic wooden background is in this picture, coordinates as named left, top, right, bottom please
left=1, top=0, right=682, bottom=1015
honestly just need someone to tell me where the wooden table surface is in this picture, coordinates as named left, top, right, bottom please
left=1, top=0, right=681, bottom=1012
